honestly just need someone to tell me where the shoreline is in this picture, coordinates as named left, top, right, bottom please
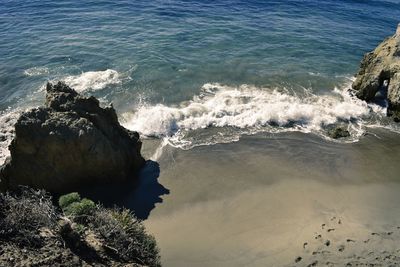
left=141, top=129, right=400, bottom=266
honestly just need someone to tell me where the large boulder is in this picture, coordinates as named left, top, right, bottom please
left=0, top=82, right=145, bottom=192
left=352, top=23, right=400, bottom=119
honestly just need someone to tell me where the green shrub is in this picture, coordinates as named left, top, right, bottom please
left=62, top=198, right=96, bottom=218
left=58, top=193, right=96, bottom=220
left=58, top=192, right=81, bottom=209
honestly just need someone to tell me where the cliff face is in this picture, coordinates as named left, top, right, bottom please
left=352, top=23, right=400, bottom=119
left=0, top=82, right=145, bottom=193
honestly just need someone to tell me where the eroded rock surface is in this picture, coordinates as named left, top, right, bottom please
left=352, top=23, right=400, bottom=120
left=0, top=82, right=144, bottom=192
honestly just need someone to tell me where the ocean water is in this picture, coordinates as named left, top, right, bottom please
left=1, top=0, right=400, bottom=163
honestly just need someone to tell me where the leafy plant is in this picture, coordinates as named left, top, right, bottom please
left=58, top=192, right=80, bottom=209
left=58, top=193, right=96, bottom=221
left=63, top=199, right=96, bottom=218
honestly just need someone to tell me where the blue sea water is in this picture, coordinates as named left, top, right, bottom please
left=1, top=0, right=400, bottom=159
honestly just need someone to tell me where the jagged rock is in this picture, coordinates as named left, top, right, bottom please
left=327, top=125, right=350, bottom=139
left=352, top=23, right=400, bottom=120
left=0, top=82, right=145, bottom=193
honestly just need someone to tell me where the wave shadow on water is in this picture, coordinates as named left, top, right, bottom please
left=79, top=160, right=170, bottom=220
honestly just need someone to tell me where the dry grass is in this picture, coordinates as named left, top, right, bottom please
left=0, top=189, right=161, bottom=266
left=0, top=187, right=57, bottom=247
left=59, top=192, right=161, bottom=266
left=91, top=208, right=161, bottom=266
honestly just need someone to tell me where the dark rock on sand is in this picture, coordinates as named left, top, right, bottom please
left=352, top=23, right=400, bottom=119
left=327, top=125, right=350, bottom=139
left=0, top=82, right=145, bottom=193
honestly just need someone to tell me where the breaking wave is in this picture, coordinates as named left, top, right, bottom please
left=122, top=82, right=389, bottom=149
left=1, top=80, right=396, bottom=164
left=63, top=69, right=122, bottom=92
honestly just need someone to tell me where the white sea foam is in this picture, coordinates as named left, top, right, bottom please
left=24, top=67, right=50, bottom=76
left=63, top=69, right=122, bottom=92
left=122, top=82, right=388, bottom=149
left=0, top=81, right=395, bottom=163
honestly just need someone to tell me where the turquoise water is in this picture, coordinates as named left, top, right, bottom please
left=1, top=0, right=400, bottom=160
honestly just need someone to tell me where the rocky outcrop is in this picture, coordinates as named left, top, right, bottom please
left=352, top=23, right=400, bottom=120
left=0, top=82, right=145, bottom=193
left=352, top=24, right=400, bottom=120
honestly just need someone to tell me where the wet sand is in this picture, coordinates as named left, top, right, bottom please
left=141, top=129, right=400, bottom=266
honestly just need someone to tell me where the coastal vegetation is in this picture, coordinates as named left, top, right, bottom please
left=0, top=187, right=161, bottom=266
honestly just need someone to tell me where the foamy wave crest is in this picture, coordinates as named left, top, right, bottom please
left=122, top=82, right=384, bottom=149
left=63, top=69, right=121, bottom=92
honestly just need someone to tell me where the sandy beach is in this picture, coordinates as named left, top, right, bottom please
left=141, top=129, right=400, bottom=266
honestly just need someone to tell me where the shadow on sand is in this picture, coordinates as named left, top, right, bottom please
left=125, top=160, right=170, bottom=219
left=80, top=160, right=169, bottom=220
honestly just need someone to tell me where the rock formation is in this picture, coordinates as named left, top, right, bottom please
left=327, top=125, right=350, bottom=139
left=352, top=23, right=400, bottom=120
left=0, top=82, right=145, bottom=192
